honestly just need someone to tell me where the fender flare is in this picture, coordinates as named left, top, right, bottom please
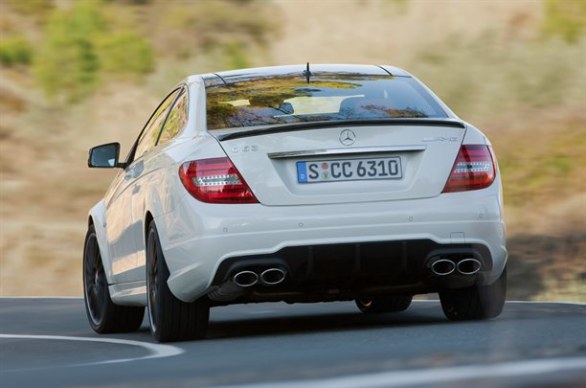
left=87, top=201, right=115, bottom=285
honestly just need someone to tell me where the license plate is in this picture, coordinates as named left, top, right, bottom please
left=297, top=157, right=402, bottom=183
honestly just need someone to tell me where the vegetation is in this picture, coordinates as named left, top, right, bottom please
left=2, top=0, right=276, bottom=102
left=97, top=31, right=155, bottom=76
left=542, top=0, right=586, bottom=42
left=0, top=35, right=32, bottom=66
left=33, top=1, right=104, bottom=101
left=30, top=1, right=155, bottom=102
left=0, top=0, right=583, bottom=299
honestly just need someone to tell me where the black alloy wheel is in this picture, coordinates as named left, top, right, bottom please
left=83, top=224, right=144, bottom=333
left=146, top=221, right=209, bottom=342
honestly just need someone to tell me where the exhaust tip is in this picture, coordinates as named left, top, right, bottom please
left=260, top=268, right=286, bottom=286
left=233, top=271, right=259, bottom=288
left=430, top=259, right=456, bottom=276
left=457, top=258, right=482, bottom=275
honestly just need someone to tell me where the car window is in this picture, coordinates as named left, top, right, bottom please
left=157, top=88, right=188, bottom=145
left=205, top=73, right=447, bottom=130
left=133, top=88, right=181, bottom=161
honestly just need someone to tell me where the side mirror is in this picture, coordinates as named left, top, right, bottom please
left=88, top=143, right=124, bottom=168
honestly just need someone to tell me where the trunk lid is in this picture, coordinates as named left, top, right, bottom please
left=214, top=121, right=465, bottom=206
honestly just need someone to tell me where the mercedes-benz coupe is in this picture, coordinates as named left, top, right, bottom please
left=84, top=64, right=507, bottom=342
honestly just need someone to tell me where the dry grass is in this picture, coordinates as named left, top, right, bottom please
left=1, top=0, right=584, bottom=300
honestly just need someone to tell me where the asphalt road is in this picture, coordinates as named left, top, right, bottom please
left=1, top=298, right=585, bottom=387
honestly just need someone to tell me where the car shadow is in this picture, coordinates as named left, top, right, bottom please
left=130, top=301, right=550, bottom=342
left=203, top=308, right=447, bottom=340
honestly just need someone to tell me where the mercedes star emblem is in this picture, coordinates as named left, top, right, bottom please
left=339, top=129, right=356, bottom=146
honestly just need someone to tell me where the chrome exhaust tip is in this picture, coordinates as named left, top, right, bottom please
left=457, top=258, right=482, bottom=275
left=430, top=259, right=456, bottom=276
left=259, top=268, right=286, bottom=286
left=232, top=271, right=259, bottom=288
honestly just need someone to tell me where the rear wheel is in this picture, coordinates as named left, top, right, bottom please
left=83, top=225, right=144, bottom=333
left=439, top=267, right=507, bottom=321
left=355, top=295, right=413, bottom=314
left=146, top=221, right=209, bottom=342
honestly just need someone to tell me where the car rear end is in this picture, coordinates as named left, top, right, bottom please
left=164, top=65, right=506, bottom=308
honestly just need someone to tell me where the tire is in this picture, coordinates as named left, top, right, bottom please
left=439, top=266, right=507, bottom=321
left=83, top=225, right=144, bottom=333
left=146, top=221, right=209, bottom=342
left=355, top=295, right=413, bottom=314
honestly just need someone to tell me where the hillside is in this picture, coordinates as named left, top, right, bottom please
left=0, top=0, right=585, bottom=300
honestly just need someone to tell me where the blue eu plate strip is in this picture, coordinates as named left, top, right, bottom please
left=297, top=162, right=308, bottom=183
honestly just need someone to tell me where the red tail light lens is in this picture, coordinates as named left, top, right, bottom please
left=442, top=145, right=496, bottom=193
left=179, top=157, right=258, bottom=203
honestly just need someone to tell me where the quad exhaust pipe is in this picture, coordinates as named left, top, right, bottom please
left=260, top=268, right=287, bottom=286
left=456, top=258, right=482, bottom=275
left=232, top=271, right=259, bottom=288
left=211, top=267, right=287, bottom=302
left=232, top=268, right=287, bottom=288
left=430, top=259, right=456, bottom=276
left=430, top=258, right=482, bottom=276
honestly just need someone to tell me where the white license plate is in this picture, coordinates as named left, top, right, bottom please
left=297, top=157, right=402, bottom=183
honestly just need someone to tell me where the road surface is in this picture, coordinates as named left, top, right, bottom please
left=1, top=298, right=585, bottom=387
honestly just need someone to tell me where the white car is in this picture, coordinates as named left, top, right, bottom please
left=84, top=64, right=507, bottom=342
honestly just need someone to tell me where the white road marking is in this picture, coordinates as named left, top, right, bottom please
left=505, top=300, right=586, bottom=306
left=414, top=299, right=586, bottom=306
left=0, top=296, right=83, bottom=300
left=236, top=357, right=586, bottom=388
left=0, top=334, right=184, bottom=366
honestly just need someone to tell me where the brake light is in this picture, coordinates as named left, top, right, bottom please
left=442, top=145, right=496, bottom=193
left=179, top=157, right=258, bottom=203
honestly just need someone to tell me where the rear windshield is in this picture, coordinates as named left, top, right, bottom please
left=205, top=73, right=448, bottom=130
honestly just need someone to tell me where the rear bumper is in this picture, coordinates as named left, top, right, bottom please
left=208, top=239, right=496, bottom=304
left=159, top=188, right=507, bottom=302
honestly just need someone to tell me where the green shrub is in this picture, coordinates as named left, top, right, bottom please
left=33, top=1, right=104, bottom=101
left=0, top=36, right=33, bottom=66
left=97, top=31, right=155, bottom=75
left=223, top=42, right=251, bottom=70
left=543, top=0, right=586, bottom=43
left=32, top=0, right=155, bottom=102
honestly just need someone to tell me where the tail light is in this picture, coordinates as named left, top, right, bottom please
left=442, top=145, right=496, bottom=193
left=179, top=157, right=258, bottom=203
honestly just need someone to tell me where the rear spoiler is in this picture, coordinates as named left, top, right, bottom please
left=215, top=119, right=465, bottom=141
